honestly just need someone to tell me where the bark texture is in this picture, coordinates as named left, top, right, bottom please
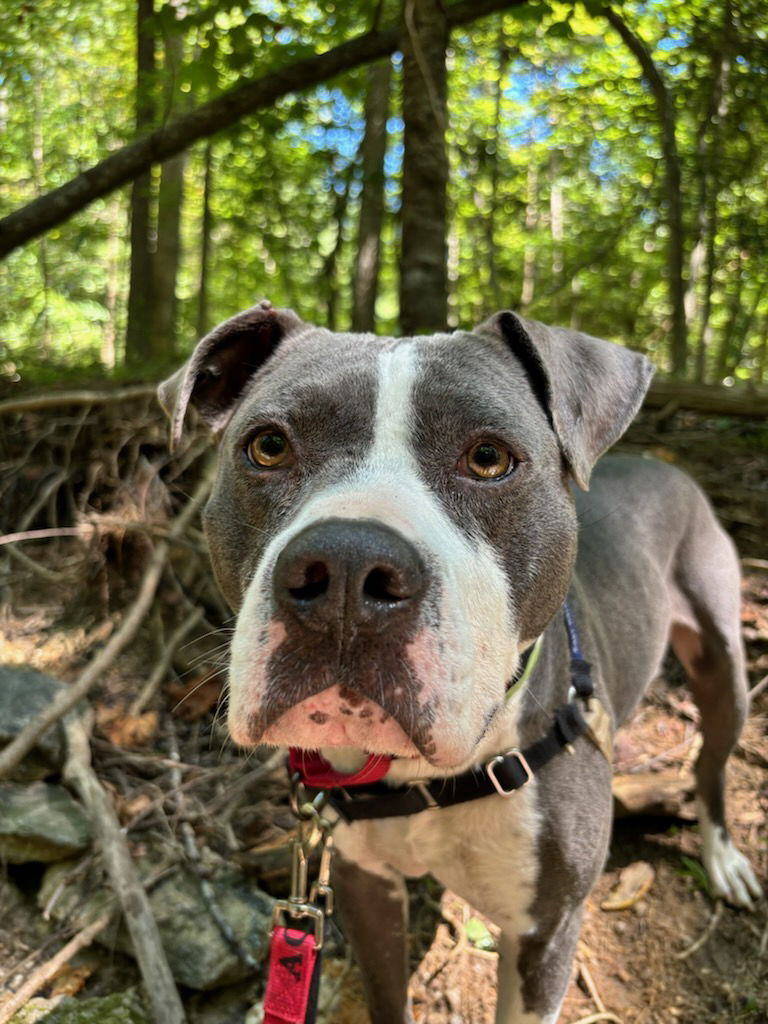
left=351, top=59, right=392, bottom=332
left=399, top=0, right=449, bottom=335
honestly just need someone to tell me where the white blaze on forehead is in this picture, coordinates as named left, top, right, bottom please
left=371, top=343, right=417, bottom=462
left=228, top=338, right=519, bottom=764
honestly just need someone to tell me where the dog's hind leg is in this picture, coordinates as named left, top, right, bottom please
left=332, top=854, right=414, bottom=1023
left=669, top=504, right=763, bottom=907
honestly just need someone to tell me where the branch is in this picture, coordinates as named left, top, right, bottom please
left=63, top=714, right=186, bottom=1024
left=0, top=0, right=527, bottom=258
left=0, top=473, right=212, bottom=780
left=0, top=385, right=157, bottom=416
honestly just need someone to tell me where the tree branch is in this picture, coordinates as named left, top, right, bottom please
left=0, top=0, right=527, bottom=259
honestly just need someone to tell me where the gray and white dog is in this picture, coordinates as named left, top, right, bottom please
left=160, top=302, right=762, bottom=1023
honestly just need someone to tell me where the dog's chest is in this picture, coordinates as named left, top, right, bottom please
left=334, top=783, right=541, bottom=935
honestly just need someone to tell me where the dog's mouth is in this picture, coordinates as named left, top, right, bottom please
left=230, top=684, right=424, bottom=758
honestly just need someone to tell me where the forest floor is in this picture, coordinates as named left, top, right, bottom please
left=0, top=400, right=766, bottom=1024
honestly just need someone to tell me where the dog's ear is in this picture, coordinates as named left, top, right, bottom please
left=476, top=311, right=654, bottom=489
left=158, top=300, right=306, bottom=448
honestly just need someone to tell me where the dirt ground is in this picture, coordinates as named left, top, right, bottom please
left=1, top=406, right=766, bottom=1023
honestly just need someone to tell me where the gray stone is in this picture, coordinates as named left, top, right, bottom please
left=0, top=666, right=66, bottom=781
left=40, top=848, right=275, bottom=991
left=0, top=781, right=92, bottom=862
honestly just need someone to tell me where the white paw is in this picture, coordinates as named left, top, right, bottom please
left=699, top=806, right=763, bottom=907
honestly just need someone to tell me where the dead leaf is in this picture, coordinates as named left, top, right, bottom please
left=601, top=861, right=655, bottom=911
left=49, top=964, right=93, bottom=998
left=96, top=702, right=158, bottom=746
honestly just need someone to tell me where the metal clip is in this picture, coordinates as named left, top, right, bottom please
left=270, top=772, right=338, bottom=947
left=309, top=833, right=335, bottom=916
left=271, top=900, right=325, bottom=950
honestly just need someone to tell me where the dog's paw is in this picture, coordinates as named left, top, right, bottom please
left=701, top=826, right=764, bottom=908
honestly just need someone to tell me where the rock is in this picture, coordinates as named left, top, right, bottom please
left=9, top=990, right=150, bottom=1024
left=0, top=781, right=92, bottom=862
left=41, top=849, right=274, bottom=991
left=0, top=666, right=67, bottom=781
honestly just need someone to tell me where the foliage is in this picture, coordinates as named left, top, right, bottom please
left=1, top=0, right=767, bottom=383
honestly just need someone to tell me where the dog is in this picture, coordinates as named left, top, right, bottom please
left=159, top=301, right=762, bottom=1023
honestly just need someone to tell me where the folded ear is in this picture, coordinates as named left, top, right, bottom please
left=475, top=311, right=654, bottom=489
left=158, top=300, right=306, bottom=448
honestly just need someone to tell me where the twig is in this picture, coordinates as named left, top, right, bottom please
left=742, top=557, right=768, bottom=571
left=130, top=607, right=205, bottom=715
left=63, top=712, right=186, bottom=1024
left=748, top=674, right=768, bottom=701
left=570, top=1014, right=624, bottom=1024
left=578, top=960, right=607, bottom=1013
left=0, top=912, right=111, bottom=1024
left=208, top=749, right=286, bottom=816
left=0, top=518, right=207, bottom=553
left=0, top=473, right=212, bottom=780
left=0, top=385, right=157, bottom=416
left=675, top=901, right=723, bottom=960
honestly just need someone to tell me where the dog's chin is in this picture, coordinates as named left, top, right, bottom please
left=229, top=686, right=424, bottom=758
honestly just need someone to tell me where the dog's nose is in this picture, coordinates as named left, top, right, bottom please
left=273, top=518, right=426, bottom=633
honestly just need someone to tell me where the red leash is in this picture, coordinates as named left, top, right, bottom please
left=263, top=923, right=323, bottom=1024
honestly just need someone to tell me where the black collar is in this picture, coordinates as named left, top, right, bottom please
left=322, top=602, right=594, bottom=824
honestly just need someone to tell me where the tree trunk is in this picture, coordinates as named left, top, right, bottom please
left=152, top=25, right=186, bottom=359
left=322, top=167, right=353, bottom=331
left=550, top=152, right=564, bottom=318
left=31, top=75, right=52, bottom=355
left=690, top=1, right=732, bottom=381
left=398, top=0, right=449, bottom=335
left=125, top=0, right=156, bottom=368
left=196, top=140, right=214, bottom=339
left=603, top=7, right=687, bottom=376
left=351, top=59, right=392, bottom=332
left=520, top=131, right=537, bottom=310
left=102, top=199, right=122, bottom=369
left=485, top=23, right=508, bottom=311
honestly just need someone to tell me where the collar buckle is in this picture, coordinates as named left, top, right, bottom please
left=485, top=748, right=534, bottom=796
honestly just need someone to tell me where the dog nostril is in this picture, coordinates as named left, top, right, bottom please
left=288, top=561, right=330, bottom=601
left=363, top=567, right=408, bottom=604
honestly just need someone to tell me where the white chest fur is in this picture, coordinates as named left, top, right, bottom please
left=332, top=781, right=541, bottom=937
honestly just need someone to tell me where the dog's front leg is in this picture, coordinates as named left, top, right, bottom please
left=332, top=852, right=413, bottom=1024
left=496, top=909, right=582, bottom=1024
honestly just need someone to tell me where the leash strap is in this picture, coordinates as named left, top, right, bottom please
left=263, top=922, right=324, bottom=1024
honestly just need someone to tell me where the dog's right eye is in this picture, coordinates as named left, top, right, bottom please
left=245, top=429, right=293, bottom=469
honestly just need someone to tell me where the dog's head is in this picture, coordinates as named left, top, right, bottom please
left=160, top=301, right=652, bottom=770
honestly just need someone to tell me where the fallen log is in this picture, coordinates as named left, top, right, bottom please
left=644, top=379, right=768, bottom=420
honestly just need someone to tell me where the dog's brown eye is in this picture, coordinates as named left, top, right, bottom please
left=465, top=441, right=512, bottom=480
left=246, top=429, right=292, bottom=468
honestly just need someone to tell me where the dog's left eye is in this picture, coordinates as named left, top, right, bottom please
left=246, top=429, right=293, bottom=468
left=464, top=441, right=513, bottom=480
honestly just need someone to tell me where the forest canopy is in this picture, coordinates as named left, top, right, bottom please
left=1, top=0, right=767, bottom=385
